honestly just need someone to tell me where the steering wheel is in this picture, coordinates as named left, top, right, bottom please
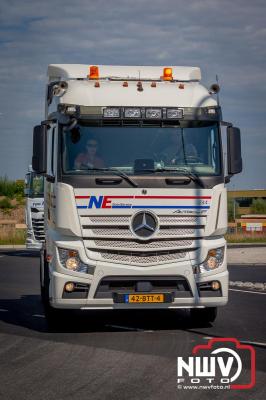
left=184, top=155, right=203, bottom=163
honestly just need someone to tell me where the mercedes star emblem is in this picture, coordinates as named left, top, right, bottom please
left=130, top=211, right=158, bottom=240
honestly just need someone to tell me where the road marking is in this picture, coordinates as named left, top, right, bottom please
left=229, top=288, right=266, bottom=295
left=32, top=314, right=45, bottom=318
left=230, top=281, right=266, bottom=291
left=0, top=256, right=5, bottom=258
left=202, top=336, right=266, bottom=347
left=0, top=309, right=8, bottom=312
left=241, top=340, right=266, bottom=347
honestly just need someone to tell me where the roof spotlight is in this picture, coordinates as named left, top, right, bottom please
left=209, top=83, right=220, bottom=94
left=53, top=81, right=68, bottom=97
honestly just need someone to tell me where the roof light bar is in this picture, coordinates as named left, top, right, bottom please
left=145, top=108, right=162, bottom=119
left=58, top=104, right=78, bottom=115
left=167, top=108, right=183, bottom=119
left=80, top=106, right=221, bottom=120
left=124, top=108, right=141, bottom=118
left=103, top=107, right=120, bottom=118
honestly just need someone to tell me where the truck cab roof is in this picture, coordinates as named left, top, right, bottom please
left=48, top=64, right=201, bottom=82
left=46, top=64, right=217, bottom=111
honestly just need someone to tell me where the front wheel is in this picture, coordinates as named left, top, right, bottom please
left=190, top=307, right=217, bottom=324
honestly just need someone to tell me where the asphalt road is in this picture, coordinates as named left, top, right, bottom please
left=0, top=250, right=265, bottom=400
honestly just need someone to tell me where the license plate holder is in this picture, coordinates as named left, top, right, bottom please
left=113, top=292, right=173, bottom=303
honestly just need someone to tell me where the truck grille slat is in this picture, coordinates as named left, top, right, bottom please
left=81, top=215, right=205, bottom=226
left=84, top=227, right=196, bottom=238
left=81, top=214, right=205, bottom=265
left=97, top=250, right=187, bottom=265
left=32, top=217, right=45, bottom=242
left=93, top=239, right=193, bottom=250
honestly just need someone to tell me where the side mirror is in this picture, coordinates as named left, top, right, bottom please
left=32, top=125, right=47, bottom=174
left=227, top=126, right=242, bottom=175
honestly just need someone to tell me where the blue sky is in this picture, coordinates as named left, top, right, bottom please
left=0, top=0, right=265, bottom=189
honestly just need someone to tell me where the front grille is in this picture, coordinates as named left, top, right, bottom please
left=85, top=215, right=204, bottom=225
left=90, top=227, right=195, bottom=237
left=89, top=216, right=129, bottom=224
left=94, top=239, right=193, bottom=250
left=82, top=214, right=205, bottom=265
left=99, top=250, right=187, bottom=265
left=32, top=217, right=45, bottom=242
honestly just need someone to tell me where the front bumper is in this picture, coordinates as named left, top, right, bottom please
left=49, top=260, right=228, bottom=310
left=26, top=238, right=43, bottom=250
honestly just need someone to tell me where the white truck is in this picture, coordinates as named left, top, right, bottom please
left=32, top=64, right=242, bottom=326
left=24, top=166, right=44, bottom=249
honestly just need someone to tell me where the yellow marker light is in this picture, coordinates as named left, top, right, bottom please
left=162, top=67, right=173, bottom=81
left=88, top=65, right=99, bottom=79
left=66, top=257, right=79, bottom=271
left=68, top=250, right=78, bottom=258
left=46, top=254, right=52, bottom=262
left=208, top=249, right=217, bottom=257
left=65, top=282, right=75, bottom=292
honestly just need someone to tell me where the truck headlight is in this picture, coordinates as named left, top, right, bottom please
left=196, top=247, right=224, bottom=273
left=58, top=248, right=91, bottom=274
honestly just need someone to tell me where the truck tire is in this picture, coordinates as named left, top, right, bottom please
left=190, top=307, right=217, bottom=324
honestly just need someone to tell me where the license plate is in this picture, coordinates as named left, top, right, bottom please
left=124, top=294, right=165, bottom=303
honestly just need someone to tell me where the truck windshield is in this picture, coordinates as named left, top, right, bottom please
left=61, top=122, right=221, bottom=176
left=25, top=174, right=44, bottom=197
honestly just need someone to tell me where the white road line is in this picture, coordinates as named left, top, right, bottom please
left=0, top=256, right=5, bottom=258
left=203, top=336, right=266, bottom=347
left=229, top=288, right=266, bottom=295
left=0, top=309, right=8, bottom=312
left=32, top=314, right=45, bottom=318
left=241, top=340, right=266, bottom=347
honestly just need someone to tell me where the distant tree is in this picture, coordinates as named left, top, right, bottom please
left=250, top=198, right=266, bottom=214
left=227, top=198, right=235, bottom=222
left=0, top=197, right=14, bottom=212
left=0, top=176, right=24, bottom=199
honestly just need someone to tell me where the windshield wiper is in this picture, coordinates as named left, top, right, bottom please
left=135, top=167, right=202, bottom=186
left=84, top=167, right=138, bottom=188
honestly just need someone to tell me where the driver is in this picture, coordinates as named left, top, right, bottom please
left=74, top=137, right=105, bottom=169
left=159, top=131, right=198, bottom=165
